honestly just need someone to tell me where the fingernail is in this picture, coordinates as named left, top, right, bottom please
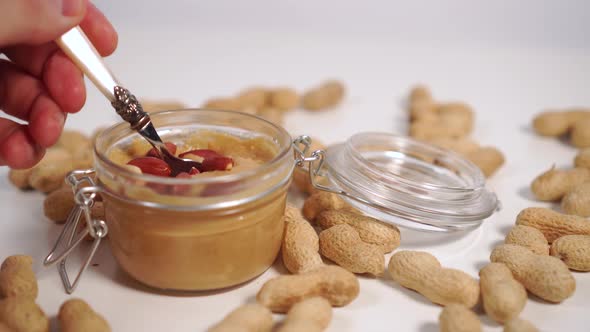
left=61, top=0, right=84, bottom=17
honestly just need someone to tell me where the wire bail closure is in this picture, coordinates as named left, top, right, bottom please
left=292, top=135, right=377, bottom=209
left=293, top=135, right=327, bottom=190
left=44, top=169, right=108, bottom=294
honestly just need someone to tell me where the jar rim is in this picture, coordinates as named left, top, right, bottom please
left=347, top=132, right=485, bottom=191
left=94, top=109, right=294, bottom=185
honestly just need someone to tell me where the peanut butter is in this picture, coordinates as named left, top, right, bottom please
left=99, top=130, right=291, bottom=290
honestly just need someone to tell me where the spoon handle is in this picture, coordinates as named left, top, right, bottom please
left=56, top=27, right=165, bottom=149
left=55, top=27, right=119, bottom=102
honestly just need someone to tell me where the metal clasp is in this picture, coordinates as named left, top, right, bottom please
left=293, top=135, right=330, bottom=192
left=44, top=169, right=107, bottom=294
left=292, top=135, right=389, bottom=212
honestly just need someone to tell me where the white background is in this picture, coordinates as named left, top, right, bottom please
left=1, top=1, right=590, bottom=331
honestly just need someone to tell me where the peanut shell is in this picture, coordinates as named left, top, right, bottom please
left=58, top=299, right=111, bottom=332
left=387, top=251, right=479, bottom=308
left=490, top=244, right=575, bottom=303
left=257, top=265, right=359, bottom=313
left=282, top=205, right=323, bottom=274
left=479, top=263, right=526, bottom=323
left=550, top=235, right=590, bottom=271
left=505, top=225, right=549, bottom=255
left=207, top=303, right=272, bottom=332
left=516, top=207, right=590, bottom=243
left=438, top=304, right=481, bottom=332
left=316, top=210, right=400, bottom=253
left=319, top=224, right=384, bottom=276
left=530, top=166, right=590, bottom=201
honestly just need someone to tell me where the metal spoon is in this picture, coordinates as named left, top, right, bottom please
left=55, top=27, right=201, bottom=175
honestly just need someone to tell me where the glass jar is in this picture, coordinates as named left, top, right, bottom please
left=52, top=109, right=293, bottom=292
left=45, top=110, right=499, bottom=294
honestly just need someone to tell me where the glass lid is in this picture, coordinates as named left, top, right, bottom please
left=295, top=132, right=500, bottom=232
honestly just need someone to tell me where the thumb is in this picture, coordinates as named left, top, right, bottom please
left=0, top=0, right=87, bottom=47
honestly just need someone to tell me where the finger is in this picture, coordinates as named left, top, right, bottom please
left=27, top=91, right=69, bottom=147
left=0, top=0, right=87, bottom=46
left=79, top=2, right=118, bottom=56
left=0, top=44, right=56, bottom=77
left=3, top=2, right=119, bottom=77
left=0, top=60, right=66, bottom=147
left=0, top=51, right=86, bottom=115
left=43, top=51, right=86, bottom=114
left=0, top=119, right=45, bottom=169
left=0, top=60, right=45, bottom=120
left=1, top=50, right=85, bottom=114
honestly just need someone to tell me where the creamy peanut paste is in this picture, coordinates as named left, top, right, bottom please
left=100, top=131, right=289, bottom=291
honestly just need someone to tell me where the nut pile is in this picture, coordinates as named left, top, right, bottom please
left=515, top=207, right=590, bottom=271
left=387, top=201, right=588, bottom=332
left=201, top=80, right=345, bottom=127
left=530, top=109, right=590, bottom=215
left=212, top=185, right=584, bottom=331
left=0, top=255, right=110, bottom=331
left=428, top=193, right=590, bottom=330
left=407, top=85, right=505, bottom=177
left=279, top=102, right=590, bottom=331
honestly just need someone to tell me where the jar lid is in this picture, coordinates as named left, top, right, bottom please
left=295, top=132, right=500, bottom=232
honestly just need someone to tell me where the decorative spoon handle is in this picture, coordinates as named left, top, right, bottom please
left=55, top=26, right=119, bottom=102
left=55, top=27, right=163, bottom=143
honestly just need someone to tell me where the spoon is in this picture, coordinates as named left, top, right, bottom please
left=55, top=27, right=201, bottom=175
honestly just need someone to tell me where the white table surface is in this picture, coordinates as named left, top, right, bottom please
left=1, top=1, right=590, bottom=331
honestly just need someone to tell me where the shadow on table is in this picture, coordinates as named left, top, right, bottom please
left=377, top=277, right=438, bottom=308
left=497, top=224, right=513, bottom=236
left=488, top=239, right=504, bottom=252
left=473, top=260, right=489, bottom=271
left=519, top=123, right=572, bottom=147
left=517, top=185, right=537, bottom=202
left=400, top=226, right=476, bottom=248
left=49, top=316, right=59, bottom=331
left=480, top=313, right=501, bottom=328
left=418, top=322, right=437, bottom=332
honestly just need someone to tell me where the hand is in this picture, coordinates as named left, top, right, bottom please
left=0, top=0, right=118, bottom=169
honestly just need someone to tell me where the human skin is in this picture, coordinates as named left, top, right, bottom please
left=0, top=0, right=118, bottom=169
